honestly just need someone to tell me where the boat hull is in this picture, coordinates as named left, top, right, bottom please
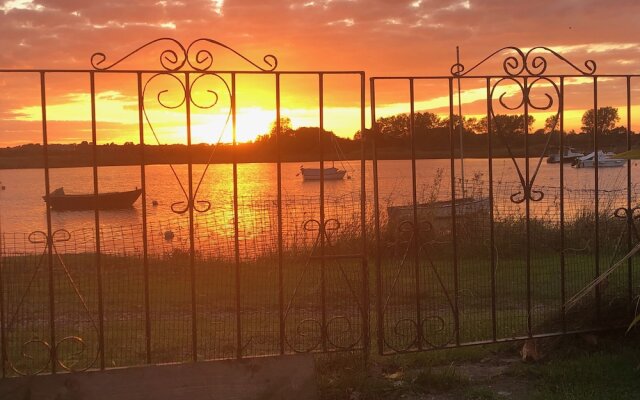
left=44, top=189, right=142, bottom=211
left=573, top=160, right=625, bottom=168
left=300, top=168, right=346, bottom=181
left=387, top=197, right=490, bottom=231
left=546, top=155, right=581, bottom=164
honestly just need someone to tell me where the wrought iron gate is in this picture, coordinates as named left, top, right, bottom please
left=370, top=47, right=639, bottom=354
left=1, top=41, right=639, bottom=376
left=0, top=38, right=368, bottom=376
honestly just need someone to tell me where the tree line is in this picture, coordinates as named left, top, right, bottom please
left=0, top=107, right=634, bottom=168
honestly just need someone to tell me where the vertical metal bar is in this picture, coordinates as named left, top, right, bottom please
left=448, top=78, right=460, bottom=346
left=319, top=73, right=327, bottom=352
left=486, top=78, right=497, bottom=341
left=524, top=76, right=532, bottom=337
left=136, top=72, right=152, bottom=363
left=626, top=76, right=633, bottom=309
left=593, top=77, right=601, bottom=319
left=456, top=48, right=466, bottom=199
left=275, top=73, right=284, bottom=355
left=370, top=79, right=384, bottom=355
left=0, top=199, right=5, bottom=377
left=559, top=77, right=566, bottom=333
left=409, top=78, right=422, bottom=350
left=232, top=73, right=242, bottom=359
left=185, top=72, right=197, bottom=362
left=89, top=72, right=106, bottom=370
left=359, top=72, right=369, bottom=357
left=40, top=72, right=56, bottom=374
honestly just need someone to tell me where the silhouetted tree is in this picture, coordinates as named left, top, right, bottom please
left=545, top=114, right=559, bottom=132
left=479, top=114, right=534, bottom=140
left=581, top=107, right=620, bottom=135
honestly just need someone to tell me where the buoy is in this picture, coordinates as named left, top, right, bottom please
left=164, top=230, right=174, bottom=241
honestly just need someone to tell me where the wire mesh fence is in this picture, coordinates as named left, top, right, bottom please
left=2, top=182, right=639, bottom=372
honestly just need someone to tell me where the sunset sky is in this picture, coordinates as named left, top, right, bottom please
left=1, top=0, right=640, bottom=145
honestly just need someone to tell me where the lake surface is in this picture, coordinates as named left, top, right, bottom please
left=1, top=158, right=638, bottom=256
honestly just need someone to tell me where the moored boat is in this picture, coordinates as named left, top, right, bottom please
left=299, top=166, right=347, bottom=181
left=546, top=147, right=584, bottom=164
left=43, top=187, right=142, bottom=210
left=387, top=197, right=491, bottom=230
left=572, top=151, right=625, bottom=168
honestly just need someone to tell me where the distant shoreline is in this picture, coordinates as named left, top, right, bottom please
left=0, top=143, right=562, bottom=170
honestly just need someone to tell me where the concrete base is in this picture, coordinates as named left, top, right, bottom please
left=0, top=354, right=317, bottom=400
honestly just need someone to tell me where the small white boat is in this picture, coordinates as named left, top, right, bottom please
left=299, top=166, right=347, bottom=181
left=572, top=151, right=625, bottom=168
left=547, top=147, right=584, bottom=164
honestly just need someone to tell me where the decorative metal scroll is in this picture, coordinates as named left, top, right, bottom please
left=614, top=206, right=640, bottom=241
left=282, top=218, right=364, bottom=353
left=451, top=46, right=596, bottom=77
left=4, top=229, right=99, bottom=375
left=91, top=37, right=278, bottom=72
left=90, top=39, right=279, bottom=215
left=381, top=220, right=457, bottom=352
left=452, top=47, right=597, bottom=204
left=141, top=72, right=232, bottom=214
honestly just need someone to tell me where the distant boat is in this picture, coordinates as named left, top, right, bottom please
left=299, top=166, right=347, bottom=181
left=572, top=151, right=625, bottom=168
left=547, top=147, right=584, bottom=164
left=43, top=187, right=142, bottom=211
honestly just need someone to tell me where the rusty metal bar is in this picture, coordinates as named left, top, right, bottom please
left=319, top=73, right=327, bottom=352
left=626, top=76, right=633, bottom=309
left=232, top=73, right=242, bottom=359
left=524, top=76, right=532, bottom=337
left=136, top=72, right=152, bottom=363
left=408, top=78, right=422, bottom=350
left=275, top=73, right=284, bottom=355
left=486, top=78, right=497, bottom=341
left=359, top=72, right=369, bottom=357
left=593, top=77, right=601, bottom=319
left=370, top=78, right=383, bottom=355
left=89, top=72, right=106, bottom=370
left=0, top=188, right=5, bottom=377
left=40, top=72, right=57, bottom=374
left=185, top=72, right=197, bottom=362
left=448, top=78, right=460, bottom=346
left=559, top=77, right=567, bottom=333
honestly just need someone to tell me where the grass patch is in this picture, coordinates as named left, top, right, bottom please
left=464, top=387, right=506, bottom=400
left=505, top=334, right=640, bottom=400
left=412, top=363, right=469, bottom=392
left=315, top=352, right=398, bottom=400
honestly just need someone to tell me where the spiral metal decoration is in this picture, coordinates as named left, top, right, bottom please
left=91, top=38, right=278, bottom=72
left=141, top=71, right=232, bottom=215
left=283, top=218, right=363, bottom=353
left=92, top=39, right=276, bottom=215
left=451, top=46, right=596, bottom=77
left=614, top=206, right=640, bottom=241
left=452, top=47, right=594, bottom=204
left=487, top=75, right=561, bottom=203
left=381, top=220, right=456, bottom=352
left=5, top=230, right=100, bottom=375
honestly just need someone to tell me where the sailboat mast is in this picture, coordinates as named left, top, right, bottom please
left=456, top=46, right=466, bottom=199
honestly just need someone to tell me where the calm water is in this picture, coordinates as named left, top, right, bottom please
left=0, top=158, right=638, bottom=252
